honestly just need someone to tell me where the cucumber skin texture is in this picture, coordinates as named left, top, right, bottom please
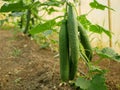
left=67, top=4, right=79, bottom=80
left=59, top=20, right=69, bottom=81
left=78, top=22, right=93, bottom=61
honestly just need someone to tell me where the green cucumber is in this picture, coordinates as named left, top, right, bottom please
left=59, top=20, right=69, bottom=81
left=67, top=4, right=79, bottom=80
left=78, top=22, right=93, bottom=61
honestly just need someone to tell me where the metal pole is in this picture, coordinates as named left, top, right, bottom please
left=108, top=0, right=112, bottom=47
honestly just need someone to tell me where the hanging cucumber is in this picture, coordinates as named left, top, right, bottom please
left=78, top=22, right=93, bottom=61
left=59, top=20, right=69, bottom=82
left=67, top=3, right=79, bottom=80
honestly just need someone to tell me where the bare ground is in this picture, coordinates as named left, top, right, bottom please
left=0, top=30, right=120, bottom=90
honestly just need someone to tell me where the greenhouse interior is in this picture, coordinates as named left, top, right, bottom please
left=0, top=0, right=120, bottom=90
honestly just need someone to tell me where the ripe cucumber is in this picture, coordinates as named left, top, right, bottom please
left=78, top=22, right=93, bottom=61
left=59, top=20, right=69, bottom=81
left=67, top=4, right=79, bottom=80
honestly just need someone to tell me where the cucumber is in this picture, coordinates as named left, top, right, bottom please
left=78, top=22, right=93, bottom=61
left=59, top=20, right=69, bottom=81
left=67, top=4, right=79, bottom=80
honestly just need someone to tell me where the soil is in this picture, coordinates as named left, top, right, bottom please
left=0, top=30, right=120, bottom=90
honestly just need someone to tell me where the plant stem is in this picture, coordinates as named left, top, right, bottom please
left=20, top=15, right=24, bottom=29
left=24, top=0, right=35, bottom=34
left=86, top=8, right=94, bottom=15
left=94, top=57, right=103, bottom=65
left=23, top=9, right=31, bottom=34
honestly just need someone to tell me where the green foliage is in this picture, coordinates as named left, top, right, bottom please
left=95, top=47, right=120, bottom=62
left=2, top=0, right=12, bottom=1
left=75, top=65, right=107, bottom=90
left=78, top=15, right=112, bottom=38
left=41, top=0, right=63, bottom=7
left=29, top=19, right=56, bottom=35
left=2, top=0, right=20, bottom=2
left=90, top=0, right=114, bottom=10
left=78, top=15, right=91, bottom=29
left=0, top=0, right=64, bottom=34
left=30, top=1, right=41, bottom=9
left=0, top=1, right=29, bottom=12
left=90, top=24, right=112, bottom=38
left=75, top=77, right=90, bottom=90
left=29, top=15, right=63, bottom=35
left=40, top=1, right=63, bottom=16
left=88, top=74, right=107, bottom=90
left=9, top=12, right=25, bottom=17
left=0, top=19, right=8, bottom=26
left=33, top=29, right=58, bottom=50
left=47, top=7, right=59, bottom=15
left=2, top=0, right=19, bottom=2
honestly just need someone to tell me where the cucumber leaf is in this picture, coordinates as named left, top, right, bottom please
left=89, top=24, right=112, bottom=38
left=0, top=1, right=29, bottom=12
left=47, top=7, right=59, bottom=15
left=78, top=15, right=112, bottom=39
left=78, top=15, right=91, bottom=30
left=75, top=74, right=107, bottom=90
left=88, top=74, right=107, bottom=90
left=89, top=24, right=102, bottom=34
left=90, top=0, right=114, bottom=11
left=95, top=47, right=120, bottom=62
left=29, top=19, right=56, bottom=35
left=75, top=77, right=90, bottom=90
left=41, top=0, right=63, bottom=7
left=88, top=63, right=106, bottom=74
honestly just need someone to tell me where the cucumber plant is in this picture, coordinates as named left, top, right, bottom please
left=0, top=0, right=64, bottom=47
left=58, top=1, right=119, bottom=90
left=59, top=2, right=91, bottom=81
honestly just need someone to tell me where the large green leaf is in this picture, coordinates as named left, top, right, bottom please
left=41, top=0, right=63, bottom=7
left=95, top=47, right=120, bottom=62
left=78, top=15, right=112, bottom=38
left=75, top=74, right=107, bottom=90
left=75, top=77, right=90, bottom=90
left=89, top=24, right=112, bottom=38
left=78, top=15, right=91, bottom=30
left=29, top=19, right=56, bottom=35
left=0, top=1, right=29, bottom=12
left=88, top=74, right=107, bottom=90
left=90, top=0, right=114, bottom=10
left=89, top=25, right=102, bottom=33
